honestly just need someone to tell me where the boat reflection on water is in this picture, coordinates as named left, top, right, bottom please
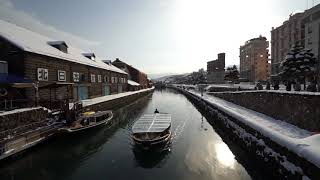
left=132, top=145, right=171, bottom=168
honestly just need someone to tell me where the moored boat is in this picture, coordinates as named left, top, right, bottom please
left=132, top=113, right=171, bottom=150
left=0, top=119, right=63, bottom=161
left=60, top=110, right=113, bottom=133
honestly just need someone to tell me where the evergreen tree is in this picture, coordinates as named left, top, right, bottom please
left=266, top=82, right=271, bottom=90
left=224, top=65, right=239, bottom=83
left=279, top=44, right=317, bottom=91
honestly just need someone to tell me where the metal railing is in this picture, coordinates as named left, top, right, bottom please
left=0, top=99, right=67, bottom=111
left=0, top=99, right=33, bottom=111
left=0, top=123, right=59, bottom=156
left=0, top=120, right=49, bottom=141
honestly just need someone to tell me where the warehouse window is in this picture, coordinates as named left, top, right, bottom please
left=91, top=74, right=95, bottom=83
left=308, top=25, right=312, bottom=34
left=0, top=61, right=8, bottom=74
left=104, top=75, right=109, bottom=83
left=97, top=75, right=102, bottom=83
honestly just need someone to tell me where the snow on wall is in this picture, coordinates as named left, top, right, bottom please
left=186, top=89, right=320, bottom=169
left=127, top=80, right=140, bottom=86
left=181, top=88, right=314, bottom=178
left=210, top=89, right=320, bottom=96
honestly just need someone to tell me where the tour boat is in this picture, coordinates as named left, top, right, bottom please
left=132, top=113, right=172, bottom=150
left=60, top=110, right=113, bottom=133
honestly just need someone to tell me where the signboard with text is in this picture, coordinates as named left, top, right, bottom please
left=73, top=72, right=80, bottom=82
left=58, top=70, right=66, bottom=81
left=37, top=68, right=48, bottom=81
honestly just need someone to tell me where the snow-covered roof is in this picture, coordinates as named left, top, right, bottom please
left=0, top=20, right=126, bottom=75
left=132, top=114, right=171, bottom=133
left=127, top=79, right=140, bottom=86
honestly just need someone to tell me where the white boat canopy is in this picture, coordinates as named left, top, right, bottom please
left=132, top=114, right=171, bottom=133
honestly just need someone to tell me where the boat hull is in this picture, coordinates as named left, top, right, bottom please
left=132, top=132, right=172, bottom=151
left=60, top=111, right=113, bottom=133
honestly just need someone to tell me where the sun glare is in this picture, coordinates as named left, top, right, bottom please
left=173, top=0, right=216, bottom=51
left=215, top=142, right=235, bottom=168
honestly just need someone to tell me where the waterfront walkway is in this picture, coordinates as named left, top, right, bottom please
left=186, top=89, right=320, bottom=168
left=81, top=87, right=154, bottom=107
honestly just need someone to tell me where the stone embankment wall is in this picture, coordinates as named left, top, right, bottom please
left=173, top=87, right=319, bottom=180
left=207, top=86, right=239, bottom=92
left=85, top=89, right=154, bottom=112
left=209, top=91, right=320, bottom=132
left=205, top=85, right=252, bottom=92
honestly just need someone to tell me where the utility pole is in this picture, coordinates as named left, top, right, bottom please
left=318, top=23, right=320, bottom=91
left=33, top=81, right=39, bottom=106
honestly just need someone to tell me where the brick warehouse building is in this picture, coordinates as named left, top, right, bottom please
left=207, top=53, right=225, bottom=84
left=0, top=20, right=127, bottom=108
left=112, top=58, right=149, bottom=89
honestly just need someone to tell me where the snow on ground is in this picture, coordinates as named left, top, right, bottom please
left=186, top=89, right=320, bottom=168
left=206, top=83, right=287, bottom=90
left=209, top=89, right=320, bottom=96
left=0, top=107, right=44, bottom=116
left=81, top=87, right=154, bottom=107
left=127, top=80, right=140, bottom=86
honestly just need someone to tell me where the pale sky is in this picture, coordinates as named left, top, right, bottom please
left=0, top=0, right=319, bottom=76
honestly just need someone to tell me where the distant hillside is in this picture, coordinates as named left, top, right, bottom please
left=148, top=73, right=176, bottom=80
left=152, top=73, right=191, bottom=83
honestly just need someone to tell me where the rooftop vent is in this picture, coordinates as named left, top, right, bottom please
left=82, top=53, right=96, bottom=61
left=48, top=41, right=68, bottom=53
left=102, top=60, right=112, bottom=65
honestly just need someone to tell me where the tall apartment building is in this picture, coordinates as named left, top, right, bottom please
left=271, top=13, right=304, bottom=79
left=240, top=36, right=271, bottom=82
left=207, top=53, right=225, bottom=84
left=271, top=4, right=320, bottom=81
left=303, top=4, right=320, bottom=61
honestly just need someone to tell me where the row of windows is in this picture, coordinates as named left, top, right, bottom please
left=110, top=76, right=126, bottom=83
left=37, top=68, right=126, bottom=84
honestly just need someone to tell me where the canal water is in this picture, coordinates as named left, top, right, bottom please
left=0, top=89, right=261, bottom=180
